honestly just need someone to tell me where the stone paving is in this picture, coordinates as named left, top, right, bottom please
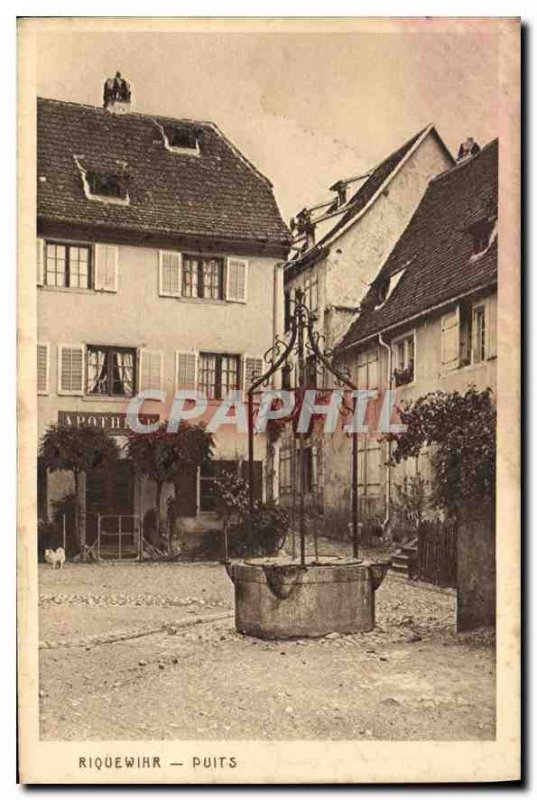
left=39, top=547, right=495, bottom=742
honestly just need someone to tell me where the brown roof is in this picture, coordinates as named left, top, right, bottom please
left=37, top=98, right=290, bottom=252
left=339, top=138, right=498, bottom=349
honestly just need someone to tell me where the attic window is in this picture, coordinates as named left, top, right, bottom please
left=162, top=124, right=200, bottom=155
left=469, top=218, right=497, bottom=259
left=374, top=268, right=406, bottom=310
left=86, top=172, right=128, bottom=201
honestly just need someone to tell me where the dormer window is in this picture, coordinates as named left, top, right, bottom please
left=160, top=124, right=200, bottom=155
left=73, top=156, right=130, bottom=206
left=169, top=128, right=197, bottom=149
left=86, top=172, right=128, bottom=201
left=374, top=268, right=406, bottom=310
left=469, top=218, right=497, bottom=258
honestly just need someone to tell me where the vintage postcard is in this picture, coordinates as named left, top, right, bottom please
left=18, top=17, right=520, bottom=784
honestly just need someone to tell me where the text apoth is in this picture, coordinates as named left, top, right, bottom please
left=58, top=410, right=159, bottom=433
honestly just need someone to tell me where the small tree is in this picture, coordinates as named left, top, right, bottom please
left=126, top=422, right=214, bottom=550
left=39, top=425, right=120, bottom=557
left=214, top=470, right=250, bottom=557
left=384, top=387, right=496, bottom=519
left=391, top=474, right=430, bottom=535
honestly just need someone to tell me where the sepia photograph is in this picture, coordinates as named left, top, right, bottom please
left=17, top=16, right=520, bottom=784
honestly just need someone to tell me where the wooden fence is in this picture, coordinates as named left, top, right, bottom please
left=415, top=520, right=458, bottom=588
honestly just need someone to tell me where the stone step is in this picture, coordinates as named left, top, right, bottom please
left=391, top=554, right=411, bottom=566
left=400, top=540, right=418, bottom=554
left=389, top=562, right=409, bottom=575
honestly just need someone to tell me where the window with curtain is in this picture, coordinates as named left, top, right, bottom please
left=182, top=255, right=224, bottom=299
left=87, top=345, right=136, bottom=397
left=472, top=305, right=487, bottom=363
left=392, top=333, right=415, bottom=386
left=198, top=353, right=240, bottom=399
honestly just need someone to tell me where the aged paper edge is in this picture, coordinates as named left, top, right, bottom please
left=17, top=16, right=521, bottom=784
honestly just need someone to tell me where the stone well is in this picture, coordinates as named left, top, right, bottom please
left=225, top=557, right=389, bottom=639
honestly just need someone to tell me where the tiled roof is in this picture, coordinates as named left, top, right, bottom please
left=37, top=98, right=291, bottom=251
left=339, top=139, right=498, bottom=349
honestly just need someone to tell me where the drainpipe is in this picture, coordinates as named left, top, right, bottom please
left=378, top=332, right=392, bottom=531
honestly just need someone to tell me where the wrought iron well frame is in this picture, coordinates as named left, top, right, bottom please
left=246, top=287, right=360, bottom=566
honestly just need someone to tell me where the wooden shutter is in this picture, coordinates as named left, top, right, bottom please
left=37, top=343, right=49, bottom=395
left=310, top=445, right=318, bottom=490
left=441, top=308, right=460, bottom=372
left=226, top=257, right=248, bottom=303
left=159, top=251, right=182, bottom=297
left=175, top=351, right=198, bottom=390
left=37, top=239, right=45, bottom=286
left=488, top=297, right=497, bottom=359
left=94, top=244, right=119, bottom=292
left=139, top=349, right=163, bottom=391
left=242, top=355, right=264, bottom=392
left=58, top=344, right=85, bottom=395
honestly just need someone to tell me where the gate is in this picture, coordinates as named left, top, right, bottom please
left=95, top=514, right=143, bottom=560
left=416, top=520, right=458, bottom=588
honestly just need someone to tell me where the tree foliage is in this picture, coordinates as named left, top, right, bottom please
left=391, top=475, right=431, bottom=533
left=39, top=425, right=120, bottom=556
left=40, top=424, right=120, bottom=476
left=126, top=422, right=214, bottom=548
left=384, top=387, right=496, bottom=516
left=126, top=422, right=214, bottom=483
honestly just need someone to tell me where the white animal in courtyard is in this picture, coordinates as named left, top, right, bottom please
left=44, top=547, right=66, bottom=570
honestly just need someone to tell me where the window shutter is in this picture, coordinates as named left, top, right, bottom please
left=139, top=349, right=163, bottom=391
left=58, top=344, right=85, bottom=395
left=311, top=445, right=318, bottom=490
left=226, top=257, right=248, bottom=303
left=243, top=355, right=264, bottom=393
left=37, top=343, right=49, bottom=395
left=175, top=351, right=198, bottom=390
left=159, top=251, right=182, bottom=297
left=37, top=239, right=45, bottom=286
left=94, top=244, right=119, bottom=292
left=441, top=308, right=460, bottom=372
left=488, top=298, right=497, bottom=359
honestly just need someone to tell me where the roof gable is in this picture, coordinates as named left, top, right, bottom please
left=37, top=98, right=290, bottom=251
left=287, top=124, right=453, bottom=274
left=318, top=126, right=428, bottom=245
left=338, top=139, right=499, bottom=349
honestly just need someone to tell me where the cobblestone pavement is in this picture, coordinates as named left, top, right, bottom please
left=39, top=551, right=495, bottom=742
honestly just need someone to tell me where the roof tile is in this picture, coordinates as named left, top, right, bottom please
left=37, top=98, right=291, bottom=249
left=339, top=139, right=498, bottom=348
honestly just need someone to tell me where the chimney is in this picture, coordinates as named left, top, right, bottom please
left=103, top=71, right=132, bottom=113
left=295, top=208, right=315, bottom=249
left=457, top=136, right=481, bottom=162
left=329, top=180, right=347, bottom=208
